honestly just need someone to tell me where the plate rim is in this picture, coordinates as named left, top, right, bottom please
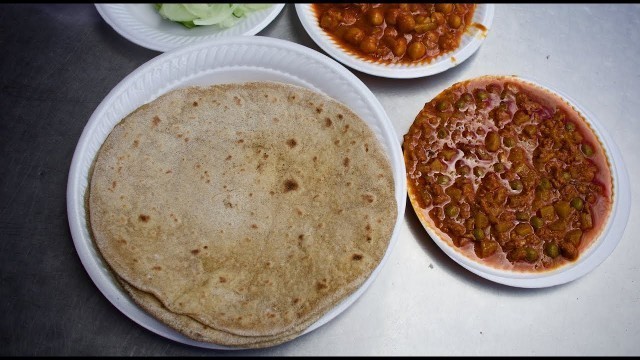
left=406, top=74, right=630, bottom=288
left=66, top=35, right=407, bottom=349
left=95, top=3, right=286, bottom=52
left=295, top=4, right=495, bottom=79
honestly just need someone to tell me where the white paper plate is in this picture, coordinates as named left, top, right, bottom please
left=411, top=75, right=630, bottom=288
left=295, top=4, right=494, bottom=79
left=95, top=4, right=285, bottom=52
left=67, top=36, right=406, bottom=349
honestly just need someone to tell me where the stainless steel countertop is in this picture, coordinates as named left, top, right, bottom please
left=1, top=3, right=639, bottom=356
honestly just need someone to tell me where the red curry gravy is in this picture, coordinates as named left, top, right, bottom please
left=403, top=76, right=613, bottom=272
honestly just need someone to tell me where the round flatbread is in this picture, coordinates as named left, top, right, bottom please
left=116, top=276, right=304, bottom=348
left=87, top=82, right=396, bottom=343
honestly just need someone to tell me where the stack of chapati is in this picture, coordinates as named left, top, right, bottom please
left=86, top=82, right=397, bottom=348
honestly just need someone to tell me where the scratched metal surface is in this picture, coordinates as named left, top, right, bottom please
left=1, top=3, right=639, bottom=356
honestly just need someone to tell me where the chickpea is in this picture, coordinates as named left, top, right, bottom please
left=381, top=35, right=396, bottom=49
left=397, top=12, right=416, bottom=33
left=423, top=37, right=439, bottom=50
left=383, top=26, right=398, bottom=38
left=319, top=14, right=339, bottom=31
left=326, top=8, right=343, bottom=22
left=385, top=8, right=399, bottom=25
left=415, top=15, right=427, bottom=24
left=424, top=30, right=439, bottom=44
left=439, top=34, right=455, bottom=50
left=435, top=3, right=454, bottom=14
left=431, top=12, right=446, bottom=25
left=392, top=37, right=407, bottom=57
left=407, top=41, right=426, bottom=60
left=344, top=27, right=365, bottom=45
left=366, top=8, right=385, bottom=26
left=448, top=14, right=462, bottom=29
left=360, top=36, right=378, bottom=54
left=342, top=9, right=357, bottom=25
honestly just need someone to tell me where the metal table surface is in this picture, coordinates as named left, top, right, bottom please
left=1, top=3, right=639, bottom=356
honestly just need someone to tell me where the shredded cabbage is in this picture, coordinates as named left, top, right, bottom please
left=155, top=4, right=271, bottom=29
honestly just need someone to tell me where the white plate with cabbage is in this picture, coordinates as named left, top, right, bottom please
left=95, top=4, right=285, bottom=52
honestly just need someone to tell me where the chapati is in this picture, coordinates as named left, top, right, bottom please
left=87, top=81, right=396, bottom=345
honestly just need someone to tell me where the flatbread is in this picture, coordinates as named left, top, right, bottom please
left=116, top=276, right=304, bottom=348
left=87, top=82, right=396, bottom=343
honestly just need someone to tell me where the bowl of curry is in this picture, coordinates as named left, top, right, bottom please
left=403, top=75, right=630, bottom=287
left=296, top=3, right=494, bottom=79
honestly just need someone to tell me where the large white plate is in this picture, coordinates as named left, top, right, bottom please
left=67, top=36, right=406, bottom=349
left=296, top=4, right=494, bottom=79
left=410, top=75, right=631, bottom=288
left=95, top=4, right=285, bottom=52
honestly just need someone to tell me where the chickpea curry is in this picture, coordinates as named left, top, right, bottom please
left=313, top=3, right=476, bottom=64
left=403, top=76, right=613, bottom=272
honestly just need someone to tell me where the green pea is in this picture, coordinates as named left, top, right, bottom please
left=561, top=171, right=571, bottom=182
left=539, top=178, right=552, bottom=190
left=475, top=211, right=489, bottom=228
left=530, top=216, right=544, bottom=230
left=472, top=228, right=485, bottom=241
left=475, top=89, right=489, bottom=102
left=437, top=128, right=448, bottom=139
left=436, top=100, right=451, bottom=112
left=570, top=197, right=584, bottom=211
left=565, top=122, right=575, bottom=132
left=493, top=163, right=505, bottom=173
left=525, top=247, right=539, bottom=263
left=444, top=203, right=460, bottom=218
left=456, top=93, right=473, bottom=110
left=544, top=242, right=560, bottom=258
left=510, top=179, right=523, bottom=191
left=473, top=166, right=485, bottom=177
left=581, top=143, right=594, bottom=157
